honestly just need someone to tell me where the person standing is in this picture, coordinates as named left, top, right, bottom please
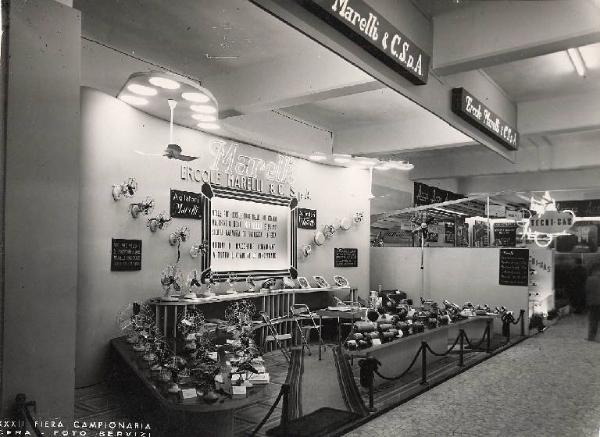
left=585, top=264, right=600, bottom=341
left=571, top=258, right=588, bottom=313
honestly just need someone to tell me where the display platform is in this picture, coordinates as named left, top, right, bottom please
left=347, top=317, right=494, bottom=387
left=111, top=336, right=267, bottom=437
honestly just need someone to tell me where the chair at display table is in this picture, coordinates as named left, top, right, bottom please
left=290, top=303, right=323, bottom=356
left=260, top=311, right=293, bottom=362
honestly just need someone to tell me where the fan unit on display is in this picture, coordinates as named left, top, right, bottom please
left=135, top=100, right=199, bottom=162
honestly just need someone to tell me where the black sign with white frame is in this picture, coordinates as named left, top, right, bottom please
left=200, top=183, right=298, bottom=283
left=111, top=239, right=142, bottom=271
left=452, top=87, right=519, bottom=151
left=334, top=247, right=358, bottom=267
left=499, top=248, right=529, bottom=286
left=170, top=189, right=202, bottom=220
left=298, top=208, right=317, bottom=229
left=299, top=0, right=430, bottom=85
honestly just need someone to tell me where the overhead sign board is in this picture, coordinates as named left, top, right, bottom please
left=300, top=0, right=430, bottom=84
left=451, top=88, right=519, bottom=150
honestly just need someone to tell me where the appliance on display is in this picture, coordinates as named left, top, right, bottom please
left=260, top=278, right=278, bottom=291
left=313, top=231, right=326, bottom=246
left=169, top=226, right=190, bottom=246
left=340, top=217, right=352, bottom=230
left=245, top=276, right=257, bottom=292
left=129, top=197, right=155, bottom=218
left=189, top=241, right=208, bottom=259
left=301, top=244, right=312, bottom=258
left=313, top=276, right=330, bottom=288
left=353, top=212, right=364, bottom=224
left=185, top=270, right=203, bottom=299
left=160, top=264, right=183, bottom=301
left=147, top=212, right=171, bottom=232
left=333, top=275, right=350, bottom=287
left=297, top=277, right=310, bottom=289
left=323, top=224, right=336, bottom=239
left=112, top=177, right=138, bottom=201
left=283, top=277, right=298, bottom=289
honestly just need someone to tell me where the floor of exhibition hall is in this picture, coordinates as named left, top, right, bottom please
left=349, top=314, right=600, bottom=437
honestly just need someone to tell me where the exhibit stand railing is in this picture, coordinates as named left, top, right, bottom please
left=357, top=311, right=525, bottom=411
left=13, top=393, right=43, bottom=437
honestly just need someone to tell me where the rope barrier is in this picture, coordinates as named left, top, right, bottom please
left=510, top=310, right=524, bottom=325
left=373, top=344, right=423, bottom=381
left=424, top=331, right=463, bottom=357
left=249, top=384, right=286, bottom=436
left=462, top=327, right=489, bottom=350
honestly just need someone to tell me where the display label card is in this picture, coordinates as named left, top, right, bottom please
left=298, top=208, right=317, bottom=229
left=334, top=248, right=358, bottom=267
left=170, top=189, right=202, bottom=220
left=111, top=239, right=142, bottom=271
left=499, top=248, right=529, bottom=286
left=179, top=388, right=198, bottom=400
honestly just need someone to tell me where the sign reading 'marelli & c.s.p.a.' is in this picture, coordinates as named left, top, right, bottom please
left=451, top=87, right=519, bottom=150
left=299, top=0, right=430, bottom=85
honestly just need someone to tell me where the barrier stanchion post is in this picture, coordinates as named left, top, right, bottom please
left=368, top=373, right=375, bottom=412
left=486, top=320, right=492, bottom=353
left=520, top=309, right=525, bottom=336
left=458, top=330, right=465, bottom=367
left=280, top=384, right=290, bottom=427
left=420, top=342, right=427, bottom=385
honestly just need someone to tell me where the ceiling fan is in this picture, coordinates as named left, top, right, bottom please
left=135, top=99, right=199, bottom=162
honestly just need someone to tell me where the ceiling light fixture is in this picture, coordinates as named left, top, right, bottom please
left=333, top=154, right=352, bottom=164
left=374, top=163, right=391, bottom=171
left=119, top=95, right=148, bottom=106
left=197, top=122, right=220, bottom=131
left=190, top=104, right=218, bottom=114
left=182, top=92, right=210, bottom=103
left=567, top=48, right=587, bottom=77
left=149, top=76, right=180, bottom=90
left=192, top=113, right=218, bottom=122
left=127, top=84, right=158, bottom=96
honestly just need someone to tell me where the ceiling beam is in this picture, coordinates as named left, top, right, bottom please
left=203, top=48, right=385, bottom=118
left=433, top=0, right=600, bottom=75
left=518, top=91, right=600, bottom=137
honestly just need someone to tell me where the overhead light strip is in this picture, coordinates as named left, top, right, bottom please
left=567, top=48, right=587, bottom=77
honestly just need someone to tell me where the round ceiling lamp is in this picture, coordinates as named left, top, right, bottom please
left=119, top=95, right=148, bottom=106
left=149, top=76, right=180, bottom=90
left=190, top=104, right=218, bottom=114
left=127, top=84, right=158, bottom=96
left=182, top=92, right=210, bottom=103
left=191, top=113, right=217, bottom=122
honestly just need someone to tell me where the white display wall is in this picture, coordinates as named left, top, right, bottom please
left=76, top=88, right=371, bottom=386
left=528, top=247, right=555, bottom=316
left=370, top=247, right=529, bottom=325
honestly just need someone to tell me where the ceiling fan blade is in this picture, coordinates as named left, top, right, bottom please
left=134, top=150, right=164, bottom=157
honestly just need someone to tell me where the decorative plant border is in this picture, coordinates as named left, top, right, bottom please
left=199, top=182, right=298, bottom=283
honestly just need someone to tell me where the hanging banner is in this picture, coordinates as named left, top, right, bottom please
left=300, top=0, right=430, bottom=85
left=452, top=87, right=519, bottom=150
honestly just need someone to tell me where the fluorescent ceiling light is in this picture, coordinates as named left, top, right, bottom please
left=567, top=48, right=587, bottom=77
left=127, top=84, right=158, bottom=96
left=192, top=113, right=217, bottom=122
left=375, top=163, right=391, bottom=171
left=120, top=95, right=148, bottom=106
left=182, top=92, right=210, bottom=103
left=149, top=76, right=180, bottom=90
left=190, top=104, right=217, bottom=114
left=333, top=154, right=351, bottom=164
left=309, top=153, right=327, bottom=161
left=197, top=122, right=220, bottom=130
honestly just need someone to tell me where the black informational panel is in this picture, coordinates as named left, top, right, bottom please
left=494, top=223, right=518, bottom=247
left=170, top=189, right=202, bottom=220
left=298, top=208, right=317, bottom=229
left=111, top=239, right=142, bottom=271
left=334, top=248, right=358, bottom=268
left=499, top=248, right=529, bottom=286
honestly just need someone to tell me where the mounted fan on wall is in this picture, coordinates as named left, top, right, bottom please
left=135, top=99, right=200, bottom=162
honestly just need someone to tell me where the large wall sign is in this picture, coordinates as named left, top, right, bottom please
left=413, top=182, right=464, bottom=207
left=334, top=248, right=358, bottom=267
left=111, top=239, right=142, bottom=271
left=170, top=189, right=202, bottom=220
left=200, top=183, right=298, bottom=282
left=298, top=207, right=317, bottom=229
left=452, top=88, right=519, bottom=150
left=300, top=0, right=430, bottom=85
left=499, top=248, right=529, bottom=286
left=180, top=139, right=296, bottom=198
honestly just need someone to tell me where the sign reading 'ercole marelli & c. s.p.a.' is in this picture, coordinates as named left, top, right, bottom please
left=301, top=0, right=430, bottom=85
left=452, top=88, right=519, bottom=150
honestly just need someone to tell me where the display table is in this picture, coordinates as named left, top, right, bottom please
left=110, top=336, right=267, bottom=437
left=315, top=308, right=365, bottom=360
left=149, top=286, right=353, bottom=353
left=347, top=317, right=493, bottom=387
